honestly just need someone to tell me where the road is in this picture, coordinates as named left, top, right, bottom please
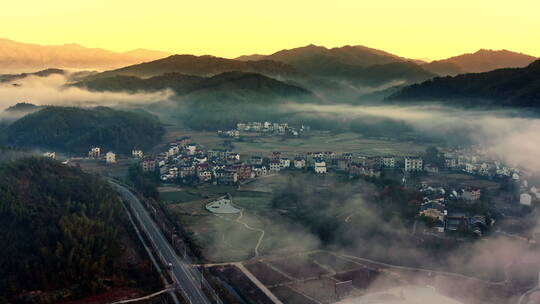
left=111, top=181, right=213, bottom=304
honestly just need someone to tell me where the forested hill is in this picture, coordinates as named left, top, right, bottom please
left=388, top=59, right=540, bottom=108
left=74, top=71, right=311, bottom=97
left=3, top=106, right=165, bottom=154
left=0, top=158, right=150, bottom=302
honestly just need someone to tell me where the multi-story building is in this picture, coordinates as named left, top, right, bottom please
left=314, top=159, right=327, bottom=174
left=280, top=158, right=291, bottom=169
left=462, top=187, right=481, bottom=201
left=382, top=157, right=396, bottom=168
left=88, top=147, right=101, bottom=158
left=217, top=169, right=238, bottom=185
left=404, top=157, right=423, bottom=172
left=236, top=164, right=252, bottom=180
left=141, top=158, right=156, bottom=172
left=269, top=160, right=281, bottom=173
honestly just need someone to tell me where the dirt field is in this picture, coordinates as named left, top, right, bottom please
left=209, top=265, right=274, bottom=304
left=269, top=256, right=331, bottom=280
left=270, top=286, right=319, bottom=304
left=288, top=278, right=340, bottom=304
left=244, top=262, right=292, bottom=286
left=309, top=252, right=363, bottom=273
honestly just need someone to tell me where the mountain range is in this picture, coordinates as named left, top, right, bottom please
left=235, top=44, right=435, bottom=86
left=83, top=54, right=300, bottom=80
left=236, top=44, right=537, bottom=79
left=389, top=59, right=540, bottom=108
left=0, top=38, right=170, bottom=73
left=422, top=49, right=537, bottom=76
left=1, top=38, right=539, bottom=109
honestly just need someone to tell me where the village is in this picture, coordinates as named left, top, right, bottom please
left=41, top=125, right=537, bottom=241
left=37, top=128, right=540, bottom=304
left=218, top=121, right=311, bottom=138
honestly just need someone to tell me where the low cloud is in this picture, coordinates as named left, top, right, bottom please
left=0, top=73, right=173, bottom=111
left=283, top=103, right=540, bottom=175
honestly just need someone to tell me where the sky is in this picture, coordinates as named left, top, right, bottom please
left=1, top=0, right=539, bottom=60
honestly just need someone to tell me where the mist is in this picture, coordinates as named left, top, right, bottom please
left=0, top=73, right=173, bottom=112
left=282, top=103, right=540, bottom=175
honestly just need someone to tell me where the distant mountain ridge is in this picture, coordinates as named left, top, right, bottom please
left=0, top=68, right=65, bottom=83
left=389, top=59, right=540, bottom=108
left=235, top=44, right=436, bottom=86
left=422, top=49, right=537, bottom=76
left=0, top=37, right=170, bottom=72
left=84, top=54, right=301, bottom=81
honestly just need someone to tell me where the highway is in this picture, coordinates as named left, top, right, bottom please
left=111, top=181, right=213, bottom=304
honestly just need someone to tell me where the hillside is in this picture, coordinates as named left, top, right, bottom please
left=3, top=106, right=165, bottom=153
left=263, top=44, right=410, bottom=69
left=85, top=54, right=301, bottom=80
left=4, top=102, right=40, bottom=113
left=76, top=71, right=310, bottom=97
left=242, top=44, right=435, bottom=85
left=0, top=158, right=159, bottom=302
left=235, top=54, right=266, bottom=61
left=423, top=49, right=537, bottom=76
left=0, top=68, right=65, bottom=83
left=389, top=60, right=540, bottom=108
left=0, top=37, right=170, bottom=72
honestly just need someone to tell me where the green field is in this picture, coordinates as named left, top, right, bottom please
left=165, top=177, right=323, bottom=262
left=163, top=125, right=429, bottom=158
left=158, top=184, right=238, bottom=204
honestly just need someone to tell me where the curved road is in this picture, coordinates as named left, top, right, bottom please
left=111, top=182, right=213, bottom=304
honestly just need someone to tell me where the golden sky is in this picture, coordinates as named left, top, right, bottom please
left=2, top=0, right=539, bottom=60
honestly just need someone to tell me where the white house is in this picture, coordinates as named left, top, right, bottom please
left=314, top=159, right=327, bottom=174
left=280, top=158, right=291, bottom=169
left=132, top=150, right=144, bottom=159
left=43, top=152, right=56, bottom=160
left=294, top=158, right=306, bottom=169
left=105, top=151, right=116, bottom=164
left=89, top=147, right=101, bottom=158
left=186, top=143, right=197, bottom=155
left=520, top=193, right=532, bottom=206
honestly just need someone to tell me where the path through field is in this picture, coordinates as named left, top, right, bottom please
left=235, top=208, right=266, bottom=257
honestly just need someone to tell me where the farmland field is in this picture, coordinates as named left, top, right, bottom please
left=163, top=126, right=430, bottom=158
left=269, top=256, right=331, bottom=279
left=270, top=286, right=319, bottom=304
left=244, top=262, right=292, bottom=286
left=309, top=252, right=363, bottom=273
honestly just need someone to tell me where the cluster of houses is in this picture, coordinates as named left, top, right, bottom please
left=138, top=137, right=254, bottom=184
left=442, top=149, right=521, bottom=180
left=141, top=139, right=434, bottom=185
left=218, top=121, right=310, bottom=138
left=417, top=183, right=489, bottom=236
left=88, top=147, right=118, bottom=164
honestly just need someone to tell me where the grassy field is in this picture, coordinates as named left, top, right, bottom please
left=158, top=184, right=238, bottom=204
left=163, top=125, right=429, bottom=158
left=164, top=176, right=323, bottom=262
left=421, top=172, right=501, bottom=190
